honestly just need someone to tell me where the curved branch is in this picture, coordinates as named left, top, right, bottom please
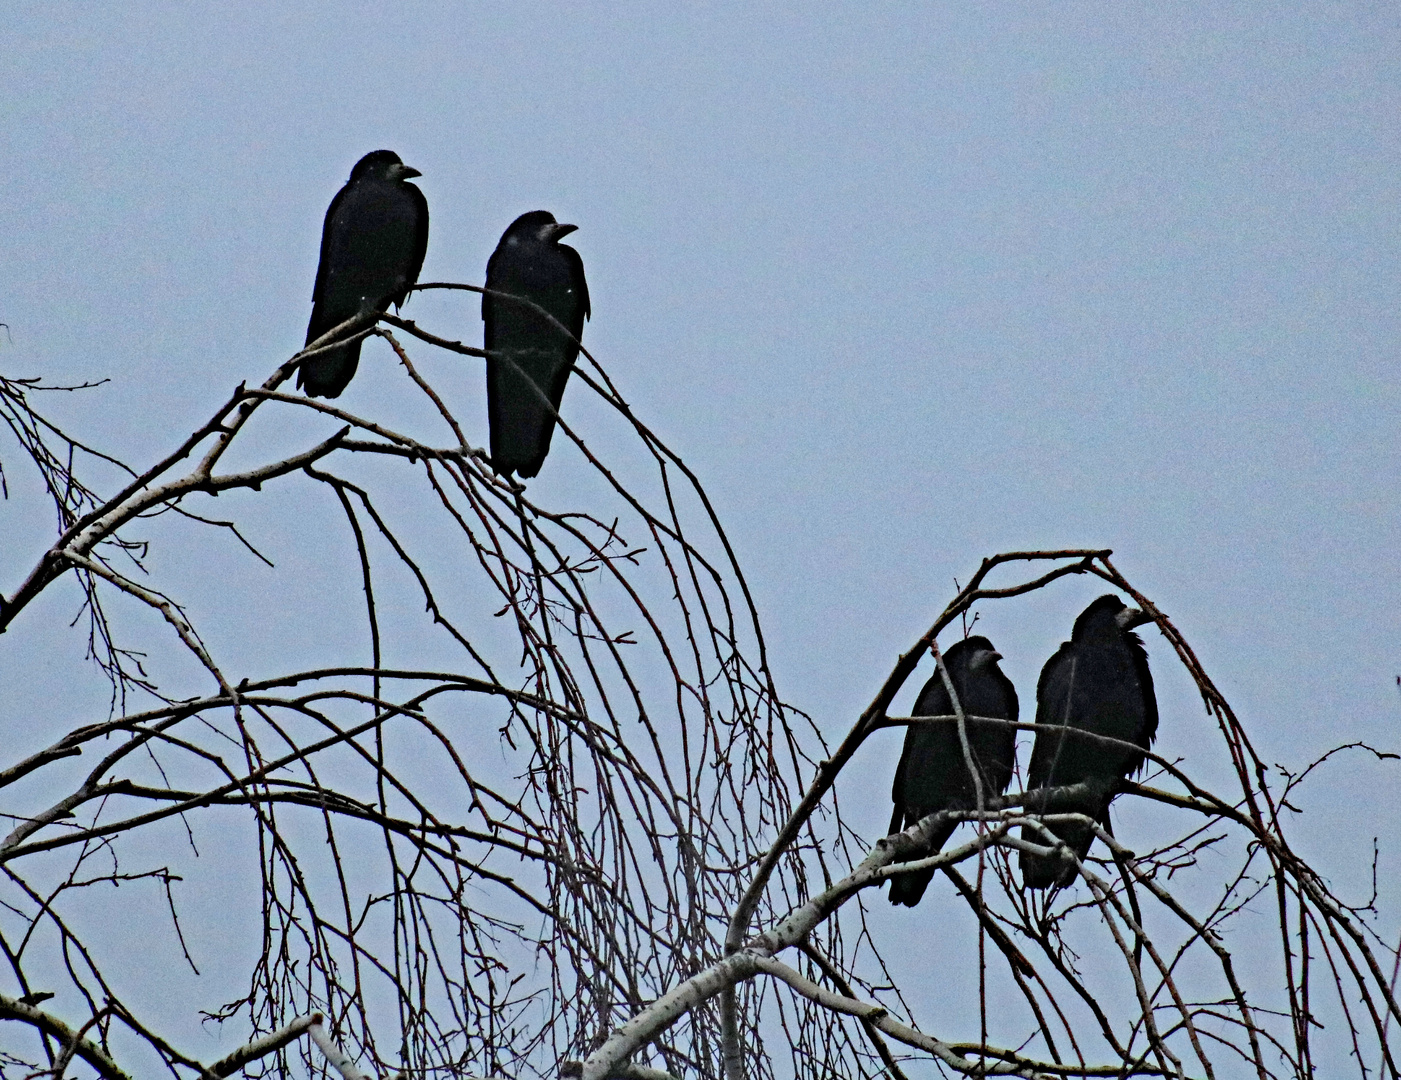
left=0, top=993, right=132, bottom=1080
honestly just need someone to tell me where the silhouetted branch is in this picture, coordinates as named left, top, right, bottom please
left=3, top=306, right=1396, bottom=1080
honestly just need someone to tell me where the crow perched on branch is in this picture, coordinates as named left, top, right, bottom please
left=482, top=211, right=590, bottom=479
left=300, top=150, right=429, bottom=398
left=1020, top=594, right=1158, bottom=889
left=887, top=636, right=1018, bottom=908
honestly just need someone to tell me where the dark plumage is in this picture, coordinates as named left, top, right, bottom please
left=482, top=210, right=590, bottom=479
left=300, top=150, right=429, bottom=398
left=888, top=636, right=1019, bottom=907
left=1020, top=595, right=1158, bottom=889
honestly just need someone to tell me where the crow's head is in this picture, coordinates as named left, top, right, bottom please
left=945, top=635, right=1003, bottom=674
left=1072, top=594, right=1151, bottom=641
left=503, top=210, right=578, bottom=246
left=349, top=149, right=422, bottom=183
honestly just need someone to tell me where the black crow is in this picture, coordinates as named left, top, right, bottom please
left=482, top=211, right=590, bottom=478
left=1020, top=595, right=1158, bottom=889
left=888, top=636, right=1019, bottom=907
left=300, top=150, right=429, bottom=398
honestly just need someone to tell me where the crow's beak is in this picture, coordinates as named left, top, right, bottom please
left=396, top=164, right=422, bottom=180
left=1116, top=607, right=1153, bottom=630
left=550, top=223, right=579, bottom=241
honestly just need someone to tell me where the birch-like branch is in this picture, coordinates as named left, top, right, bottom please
left=0, top=993, right=132, bottom=1080
left=582, top=817, right=1014, bottom=1080
left=206, top=1012, right=322, bottom=1077
left=750, top=956, right=1183, bottom=1079
left=309, top=1019, right=376, bottom=1080
left=562, top=1062, right=684, bottom=1080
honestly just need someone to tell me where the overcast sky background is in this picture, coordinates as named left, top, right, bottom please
left=3, top=2, right=1399, bottom=1074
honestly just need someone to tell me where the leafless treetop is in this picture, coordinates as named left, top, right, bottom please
left=1, top=294, right=1397, bottom=1080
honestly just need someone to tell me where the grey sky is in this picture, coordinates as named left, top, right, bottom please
left=3, top=2, right=1399, bottom=1073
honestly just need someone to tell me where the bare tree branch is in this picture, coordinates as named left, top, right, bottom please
left=3, top=304, right=1396, bottom=1080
